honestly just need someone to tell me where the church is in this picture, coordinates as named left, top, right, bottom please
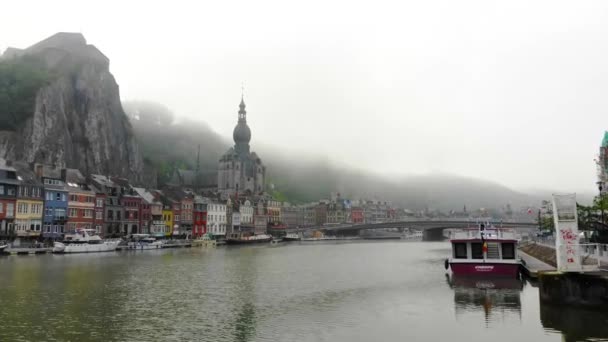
left=217, top=97, right=266, bottom=199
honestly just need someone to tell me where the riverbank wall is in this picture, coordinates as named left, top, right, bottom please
left=539, top=272, right=608, bottom=308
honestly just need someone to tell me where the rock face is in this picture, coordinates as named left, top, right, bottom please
left=0, top=33, right=143, bottom=182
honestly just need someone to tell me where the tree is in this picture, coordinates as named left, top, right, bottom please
left=0, top=56, right=50, bottom=130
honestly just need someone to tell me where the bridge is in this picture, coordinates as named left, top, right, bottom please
left=287, top=220, right=539, bottom=240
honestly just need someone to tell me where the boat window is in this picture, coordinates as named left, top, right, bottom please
left=471, top=243, right=483, bottom=259
left=501, top=243, right=515, bottom=259
left=453, top=243, right=467, bottom=259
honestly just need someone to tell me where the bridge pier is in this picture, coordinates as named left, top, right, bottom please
left=423, top=228, right=445, bottom=241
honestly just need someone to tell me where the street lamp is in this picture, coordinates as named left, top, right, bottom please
left=597, top=181, right=605, bottom=225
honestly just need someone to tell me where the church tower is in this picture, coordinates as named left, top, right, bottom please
left=233, top=97, right=251, bottom=155
left=218, top=96, right=266, bottom=199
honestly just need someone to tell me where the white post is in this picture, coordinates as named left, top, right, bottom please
left=552, top=193, right=582, bottom=272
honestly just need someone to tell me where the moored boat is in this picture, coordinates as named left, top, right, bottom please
left=192, top=234, right=217, bottom=247
left=282, top=233, right=301, bottom=242
left=53, top=229, right=120, bottom=254
left=127, top=234, right=164, bottom=250
left=225, top=233, right=273, bottom=245
left=445, top=222, right=521, bottom=278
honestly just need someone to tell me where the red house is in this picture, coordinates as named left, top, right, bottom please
left=193, top=198, right=207, bottom=238
left=351, top=207, right=364, bottom=224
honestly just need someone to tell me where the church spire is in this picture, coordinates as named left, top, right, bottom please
left=238, top=96, right=246, bottom=122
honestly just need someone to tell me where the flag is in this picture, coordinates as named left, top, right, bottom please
left=482, top=241, right=488, bottom=253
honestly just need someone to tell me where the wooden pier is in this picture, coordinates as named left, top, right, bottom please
left=2, top=247, right=53, bottom=255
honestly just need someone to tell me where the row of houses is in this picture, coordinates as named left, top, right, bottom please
left=0, top=159, right=408, bottom=240
left=268, top=197, right=402, bottom=229
left=0, top=161, right=223, bottom=240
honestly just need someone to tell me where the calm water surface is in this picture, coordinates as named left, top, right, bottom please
left=1, top=241, right=607, bottom=342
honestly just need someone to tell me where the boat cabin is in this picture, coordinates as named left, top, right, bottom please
left=450, top=228, right=518, bottom=261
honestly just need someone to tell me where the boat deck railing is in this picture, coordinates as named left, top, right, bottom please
left=450, top=229, right=518, bottom=240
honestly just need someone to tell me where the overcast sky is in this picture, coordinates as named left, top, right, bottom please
left=3, top=0, right=608, bottom=194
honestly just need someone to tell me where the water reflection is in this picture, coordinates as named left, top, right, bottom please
left=446, top=274, right=523, bottom=324
left=540, top=302, right=608, bottom=342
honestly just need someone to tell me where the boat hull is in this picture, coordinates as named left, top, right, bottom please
left=225, top=238, right=272, bottom=245
left=53, top=241, right=121, bottom=254
left=449, top=261, right=520, bottom=277
left=281, top=237, right=301, bottom=242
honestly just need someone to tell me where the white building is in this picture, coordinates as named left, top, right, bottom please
left=207, top=202, right=227, bottom=236
left=240, top=200, right=254, bottom=225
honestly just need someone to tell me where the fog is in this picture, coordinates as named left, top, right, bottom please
left=3, top=0, right=607, bottom=195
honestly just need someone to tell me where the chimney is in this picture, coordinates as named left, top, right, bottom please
left=35, top=164, right=43, bottom=179
left=61, top=169, right=67, bottom=182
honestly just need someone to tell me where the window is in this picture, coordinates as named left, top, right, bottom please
left=45, top=207, right=53, bottom=216
left=69, top=208, right=78, bottom=217
left=55, top=209, right=66, bottom=219
left=117, top=211, right=121, bottom=220
left=96, top=211, right=102, bottom=220
left=84, top=210, right=93, bottom=218
left=45, top=225, right=50, bottom=233
left=56, top=193, right=61, bottom=201
left=46, top=192, right=52, bottom=201
left=70, top=194, right=78, bottom=201
left=7, top=203, right=14, bottom=216
left=0, top=185, right=3, bottom=195
left=0, top=203, right=2, bottom=213
left=501, top=243, right=515, bottom=260
left=7, top=188, right=15, bottom=196
left=61, top=194, right=66, bottom=201
left=471, top=243, right=483, bottom=259
left=134, top=211, right=138, bottom=219
left=96, top=199, right=104, bottom=208
left=453, top=243, right=467, bottom=259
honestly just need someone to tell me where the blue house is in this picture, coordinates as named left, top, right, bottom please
left=35, top=164, right=68, bottom=239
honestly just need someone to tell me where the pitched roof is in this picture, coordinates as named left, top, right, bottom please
left=133, top=187, right=159, bottom=204
left=64, top=168, right=85, bottom=184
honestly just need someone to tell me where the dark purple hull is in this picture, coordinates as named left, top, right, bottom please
left=450, top=262, right=520, bottom=278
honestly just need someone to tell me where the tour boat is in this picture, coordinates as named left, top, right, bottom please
left=53, top=229, right=120, bottom=253
left=127, top=234, right=164, bottom=250
left=445, top=222, right=521, bottom=278
left=282, top=233, right=301, bottom=242
left=225, top=233, right=273, bottom=245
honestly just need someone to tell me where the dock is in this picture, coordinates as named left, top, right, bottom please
left=2, top=247, right=53, bottom=255
left=519, top=250, right=556, bottom=279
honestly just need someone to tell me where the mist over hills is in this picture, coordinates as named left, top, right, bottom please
left=124, top=100, right=547, bottom=211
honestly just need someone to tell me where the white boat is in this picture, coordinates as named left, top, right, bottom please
left=0, top=244, right=7, bottom=252
left=127, top=234, right=164, bottom=250
left=53, top=229, right=120, bottom=253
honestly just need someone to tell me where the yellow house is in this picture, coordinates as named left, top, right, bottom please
left=162, top=209, right=173, bottom=237
left=15, top=183, right=44, bottom=238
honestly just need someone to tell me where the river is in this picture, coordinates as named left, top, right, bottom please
left=0, top=241, right=607, bottom=342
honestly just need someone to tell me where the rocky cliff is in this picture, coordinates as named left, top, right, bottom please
left=0, top=33, right=143, bottom=182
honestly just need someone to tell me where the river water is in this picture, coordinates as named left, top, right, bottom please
left=0, top=241, right=607, bottom=342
